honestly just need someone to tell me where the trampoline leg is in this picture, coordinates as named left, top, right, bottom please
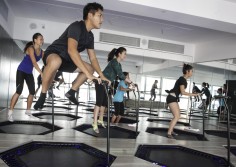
left=103, top=84, right=110, bottom=167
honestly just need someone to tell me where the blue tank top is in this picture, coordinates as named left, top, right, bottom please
left=17, top=49, right=42, bottom=74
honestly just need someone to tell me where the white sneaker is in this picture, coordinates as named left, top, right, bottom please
left=92, top=123, right=99, bottom=133
left=8, top=110, right=14, bottom=122
left=97, top=120, right=106, bottom=128
left=25, top=110, right=32, bottom=116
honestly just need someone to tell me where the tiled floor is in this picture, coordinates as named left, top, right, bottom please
left=0, top=97, right=234, bottom=167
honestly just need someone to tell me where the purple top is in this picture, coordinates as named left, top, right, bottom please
left=17, top=49, right=42, bottom=74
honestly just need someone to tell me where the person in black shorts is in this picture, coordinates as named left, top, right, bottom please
left=34, top=2, right=109, bottom=110
left=166, top=64, right=199, bottom=139
left=35, top=66, right=45, bottom=99
left=54, top=71, right=64, bottom=90
left=192, top=82, right=201, bottom=102
left=200, top=82, right=212, bottom=110
left=149, top=80, right=158, bottom=101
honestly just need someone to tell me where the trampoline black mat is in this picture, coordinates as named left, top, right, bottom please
left=102, top=116, right=138, bottom=124
left=147, top=118, right=190, bottom=126
left=205, top=130, right=236, bottom=139
left=43, top=105, right=73, bottom=110
left=74, top=124, right=138, bottom=139
left=135, top=145, right=231, bottom=167
left=146, top=127, right=207, bottom=141
left=0, top=121, right=62, bottom=135
left=225, top=146, right=236, bottom=156
left=32, top=112, right=81, bottom=121
left=0, top=141, right=116, bottom=167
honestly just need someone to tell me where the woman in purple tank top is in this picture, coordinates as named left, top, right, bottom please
left=8, top=33, right=44, bottom=122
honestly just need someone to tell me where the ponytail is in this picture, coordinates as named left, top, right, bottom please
left=23, top=41, right=33, bottom=53
left=107, top=47, right=126, bottom=62
left=23, top=32, right=43, bottom=53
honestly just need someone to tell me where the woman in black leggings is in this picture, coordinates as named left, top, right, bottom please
left=8, top=33, right=44, bottom=122
left=166, top=64, right=199, bottom=139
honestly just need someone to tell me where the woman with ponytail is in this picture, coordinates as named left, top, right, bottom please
left=166, top=63, right=199, bottom=139
left=92, top=47, right=135, bottom=133
left=200, top=82, right=212, bottom=110
left=8, top=33, right=44, bottom=122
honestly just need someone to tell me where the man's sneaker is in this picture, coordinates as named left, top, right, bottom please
left=65, top=93, right=79, bottom=105
left=34, top=95, right=45, bottom=110
left=8, top=110, right=14, bottom=122
left=98, top=120, right=106, bottom=128
left=92, top=123, right=99, bottom=133
left=25, top=110, right=32, bottom=116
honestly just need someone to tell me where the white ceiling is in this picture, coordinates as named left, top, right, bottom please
left=6, top=0, right=236, bottom=44
left=6, top=0, right=236, bottom=72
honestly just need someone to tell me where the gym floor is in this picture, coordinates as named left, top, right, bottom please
left=0, top=97, right=235, bottom=167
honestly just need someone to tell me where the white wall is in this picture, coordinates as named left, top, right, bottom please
left=194, top=34, right=236, bottom=62
left=0, top=0, right=15, bottom=37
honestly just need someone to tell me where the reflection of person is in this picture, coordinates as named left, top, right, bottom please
left=35, top=66, right=45, bottom=99
left=192, top=82, right=201, bottom=102
left=8, top=33, right=44, bottom=122
left=149, top=80, right=158, bottom=101
left=166, top=64, right=198, bottom=139
left=200, top=82, right=212, bottom=110
left=111, top=72, right=132, bottom=123
left=216, top=88, right=225, bottom=118
left=54, top=71, right=64, bottom=90
left=34, top=2, right=109, bottom=110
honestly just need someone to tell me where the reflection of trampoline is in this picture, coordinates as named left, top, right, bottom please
left=146, top=127, right=207, bottom=141
left=0, top=141, right=116, bottom=167
left=135, top=145, right=230, bottom=167
left=32, top=112, right=81, bottom=121
left=205, top=130, right=236, bottom=139
left=147, top=118, right=190, bottom=126
left=74, top=124, right=138, bottom=139
left=0, top=121, right=62, bottom=135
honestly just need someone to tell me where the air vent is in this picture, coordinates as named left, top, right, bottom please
left=100, top=32, right=140, bottom=47
left=148, top=40, right=184, bottom=54
left=0, top=0, right=8, bottom=21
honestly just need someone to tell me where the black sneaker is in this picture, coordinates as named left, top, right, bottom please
left=65, top=93, right=79, bottom=105
left=167, top=134, right=175, bottom=139
left=34, top=96, right=45, bottom=110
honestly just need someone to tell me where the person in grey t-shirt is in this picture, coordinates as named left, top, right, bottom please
left=34, top=2, right=110, bottom=110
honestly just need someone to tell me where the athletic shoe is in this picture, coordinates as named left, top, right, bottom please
left=8, top=110, right=14, bottom=122
left=65, top=93, right=79, bottom=105
left=92, top=123, right=99, bottom=133
left=34, top=95, right=45, bottom=110
left=167, top=134, right=175, bottom=139
left=56, top=86, right=60, bottom=90
left=25, top=110, right=32, bottom=116
left=98, top=120, right=106, bottom=128
left=171, top=131, right=178, bottom=136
